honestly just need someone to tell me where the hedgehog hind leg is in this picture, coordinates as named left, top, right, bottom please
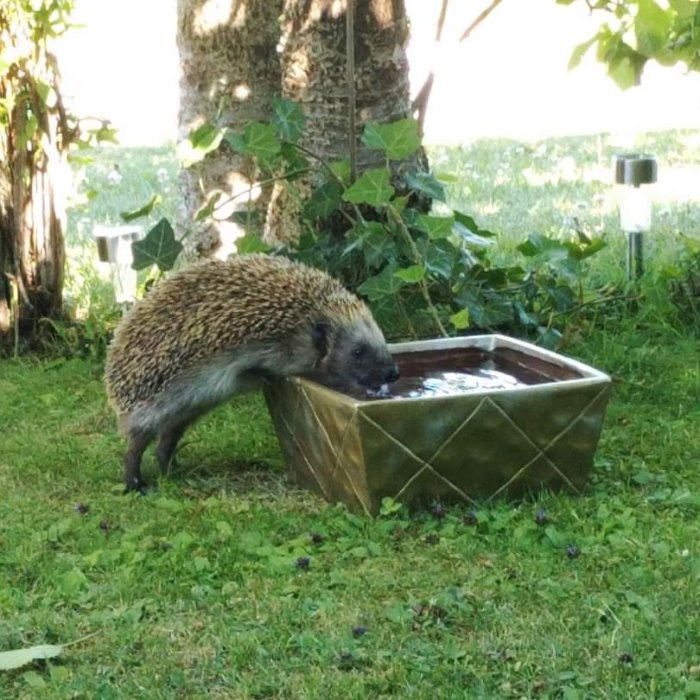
left=124, top=428, right=155, bottom=493
left=155, top=423, right=188, bottom=476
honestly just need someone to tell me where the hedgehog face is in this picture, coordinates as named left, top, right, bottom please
left=313, top=316, right=399, bottom=392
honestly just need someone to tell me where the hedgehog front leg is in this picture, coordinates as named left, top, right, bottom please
left=124, top=428, right=154, bottom=493
left=155, top=423, right=188, bottom=476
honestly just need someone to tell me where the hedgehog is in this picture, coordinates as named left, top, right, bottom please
left=105, top=253, right=399, bottom=492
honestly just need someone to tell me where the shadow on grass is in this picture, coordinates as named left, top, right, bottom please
left=161, top=456, right=298, bottom=500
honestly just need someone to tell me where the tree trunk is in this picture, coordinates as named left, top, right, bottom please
left=281, top=0, right=412, bottom=169
left=0, top=14, right=69, bottom=347
left=265, top=0, right=424, bottom=243
left=176, top=0, right=284, bottom=258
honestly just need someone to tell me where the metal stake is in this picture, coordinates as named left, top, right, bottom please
left=625, top=230, right=644, bottom=280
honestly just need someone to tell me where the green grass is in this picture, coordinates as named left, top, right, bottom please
left=1, top=130, right=699, bottom=697
left=1, top=323, right=699, bottom=698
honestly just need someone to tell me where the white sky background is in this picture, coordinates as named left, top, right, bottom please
left=53, top=0, right=700, bottom=147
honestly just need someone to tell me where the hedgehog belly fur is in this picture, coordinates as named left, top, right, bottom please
left=119, top=336, right=317, bottom=437
left=122, top=350, right=255, bottom=437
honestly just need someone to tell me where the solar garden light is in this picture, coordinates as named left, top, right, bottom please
left=614, top=154, right=657, bottom=280
left=94, top=225, right=143, bottom=304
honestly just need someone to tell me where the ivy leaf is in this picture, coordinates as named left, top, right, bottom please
left=513, top=301, right=539, bottom=328
left=305, top=180, right=344, bottom=219
left=279, top=143, right=309, bottom=176
left=330, top=159, right=352, bottom=185
left=425, top=239, right=458, bottom=279
left=392, top=194, right=410, bottom=212
left=404, top=172, right=446, bottom=203
left=467, top=299, right=514, bottom=329
left=365, top=236, right=397, bottom=269
left=453, top=224, right=494, bottom=248
left=449, top=308, right=470, bottom=330
left=349, top=222, right=395, bottom=268
left=179, top=123, right=223, bottom=166
left=454, top=211, right=496, bottom=237
left=132, top=218, right=183, bottom=271
left=23, top=671, right=46, bottom=689
left=545, top=282, right=576, bottom=311
left=362, top=118, right=421, bottom=160
left=565, top=236, right=606, bottom=260
left=538, top=327, right=564, bottom=349
left=273, top=98, right=305, bottom=143
left=223, top=129, right=246, bottom=152
left=517, top=233, right=566, bottom=258
left=120, top=195, right=161, bottom=222
left=342, top=167, right=395, bottom=206
left=242, top=122, right=281, bottom=165
left=394, top=265, right=425, bottom=283
left=417, top=214, right=454, bottom=240
left=237, top=236, right=272, bottom=254
left=190, top=123, right=223, bottom=155
left=357, top=265, right=405, bottom=301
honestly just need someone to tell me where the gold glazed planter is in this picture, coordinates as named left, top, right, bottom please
left=263, top=335, right=611, bottom=516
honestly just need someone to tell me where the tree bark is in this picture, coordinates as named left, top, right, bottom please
left=281, top=0, right=412, bottom=169
left=266, top=0, right=424, bottom=243
left=176, top=0, right=284, bottom=258
left=0, top=13, right=69, bottom=346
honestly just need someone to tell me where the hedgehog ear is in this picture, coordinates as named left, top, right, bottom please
left=312, top=320, right=331, bottom=358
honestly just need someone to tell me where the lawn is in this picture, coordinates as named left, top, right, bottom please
left=1, top=131, right=699, bottom=698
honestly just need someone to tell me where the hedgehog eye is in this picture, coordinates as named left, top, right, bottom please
left=352, top=346, right=365, bottom=358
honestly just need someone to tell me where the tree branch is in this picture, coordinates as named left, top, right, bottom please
left=435, top=0, right=450, bottom=42
left=411, top=0, right=449, bottom=137
left=413, top=0, right=505, bottom=136
left=458, top=0, right=504, bottom=43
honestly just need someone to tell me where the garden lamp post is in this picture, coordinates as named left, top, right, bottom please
left=614, top=154, right=657, bottom=280
left=94, top=225, right=143, bottom=304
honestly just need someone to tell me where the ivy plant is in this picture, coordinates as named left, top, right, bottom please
left=130, top=103, right=608, bottom=345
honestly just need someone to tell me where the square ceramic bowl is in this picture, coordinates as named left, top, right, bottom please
left=264, top=334, right=611, bottom=515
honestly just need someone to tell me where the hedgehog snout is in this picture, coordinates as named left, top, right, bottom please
left=384, top=364, right=400, bottom=384
left=362, top=360, right=399, bottom=389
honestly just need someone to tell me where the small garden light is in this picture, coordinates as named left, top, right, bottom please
left=614, top=154, right=657, bottom=280
left=94, top=225, right=143, bottom=304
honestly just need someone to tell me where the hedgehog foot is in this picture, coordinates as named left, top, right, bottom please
left=124, top=428, right=154, bottom=493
